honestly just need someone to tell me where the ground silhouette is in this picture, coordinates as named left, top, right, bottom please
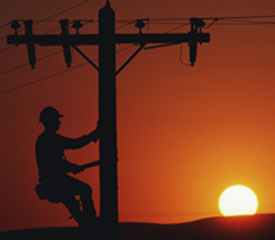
left=1, top=214, right=275, bottom=240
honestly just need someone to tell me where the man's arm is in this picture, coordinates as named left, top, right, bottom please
left=65, top=162, right=84, bottom=175
left=60, top=128, right=100, bottom=150
left=87, top=128, right=100, bottom=143
left=65, top=160, right=100, bottom=175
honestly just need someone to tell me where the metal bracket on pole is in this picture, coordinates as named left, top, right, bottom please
left=72, top=45, right=99, bottom=71
left=116, top=43, right=146, bottom=75
left=23, top=20, right=36, bottom=69
left=59, top=19, right=72, bottom=67
left=188, top=18, right=206, bottom=66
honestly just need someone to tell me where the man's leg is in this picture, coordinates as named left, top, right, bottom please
left=63, top=176, right=97, bottom=221
left=61, top=194, right=84, bottom=224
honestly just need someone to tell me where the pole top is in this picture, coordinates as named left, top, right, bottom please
left=99, top=0, right=114, bottom=15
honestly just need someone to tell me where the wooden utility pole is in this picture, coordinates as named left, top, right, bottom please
left=7, top=1, right=210, bottom=239
left=98, top=2, right=119, bottom=238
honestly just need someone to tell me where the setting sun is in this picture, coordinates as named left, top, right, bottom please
left=219, top=185, right=258, bottom=216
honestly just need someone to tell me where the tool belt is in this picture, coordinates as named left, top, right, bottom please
left=34, top=183, right=61, bottom=204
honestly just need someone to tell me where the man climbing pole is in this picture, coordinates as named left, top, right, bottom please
left=35, top=106, right=100, bottom=234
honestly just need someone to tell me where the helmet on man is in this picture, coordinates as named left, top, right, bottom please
left=39, top=106, right=63, bottom=123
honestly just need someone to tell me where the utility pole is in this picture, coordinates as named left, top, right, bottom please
left=7, top=1, right=210, bottom=239
left=98, top=2, right=118, bottom=238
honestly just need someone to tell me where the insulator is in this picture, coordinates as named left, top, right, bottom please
left=11, top=20, right=21, bottom=35
left=190, top=18, right=205, bottom=32
left=190, top=18, right=205, bottom=27
left=135, top=19, right=145, bottom=30
left=59, top=19, right=69, bottom=33
left=72, top=20, right=83, bottom=30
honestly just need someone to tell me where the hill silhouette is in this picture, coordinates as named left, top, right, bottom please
left=1, top=214, right=275, bottom=240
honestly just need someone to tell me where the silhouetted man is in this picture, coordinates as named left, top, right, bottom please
left=35, top=106, right=99, bottom=231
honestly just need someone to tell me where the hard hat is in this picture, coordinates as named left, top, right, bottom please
left=39, top=106, right=63, bottom=123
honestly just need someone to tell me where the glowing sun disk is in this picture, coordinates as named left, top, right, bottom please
left=219, top=185, right=258, bottom=216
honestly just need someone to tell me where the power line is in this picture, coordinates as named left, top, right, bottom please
left=0, top=22, right=135, bottom=77
left=179, top=43, right=190, bottom=66
left=3, top=13, right=275, bottom=95
left=0, top=62, right=88, bottom=96
left=0, top=0, right=90, bottom=42
left=115, top=21, right=136, bottom=30
left=1, top=13, right=275, bottom=37
left=0, top=44, right=138, bottom=96
left=1, top=14, right=275, bottom=44
left=164, top=22, right=190, bottom=33
left=207, top=14, right=275, bottom=20
left=0, top=46, right=14, bottom=53
left=0, top=22, right=11, bottom=29
left=214, top=19, right=275, bottom=26
left=32, top=0, right=90, bottom=25
left=148, top=15, right=275, bottom=21
left=8, top=14, right=275, bottom=23
left=0, top=50, right=63, bottom=77
left=2, top=14, right=274, bottom=79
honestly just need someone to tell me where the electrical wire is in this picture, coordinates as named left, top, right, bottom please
left=33, top=0, right=90, bottom=26
left=203, top=19, right=218, bottom=29
left=2, top=13, right=275, bottom=95
left=164, top=22, right=190, bottom=33
left=0, top=0, right=90, bottom=42
left=0, top=50, right=63, bottom=77
left=0, top=43, right=138, bottom=96
left=141, top=15, right=275, bottom=30
left=0, top=27, right=137, bottom=78
left=116, top=21, right=136, bottom=30
left=148, top=21, right=189, bottom=25
left=0, top=21, right=11, bottom=29
left=0, top=20, right=97, bottom=77
left=15, top=14, right=275, bottom=23
left=206, top=14, right=275, bottom=20
left=1, top=14, right=275, bottom=44
left=148, top=15, right=275, bottom=21
left=214, top=19, right=275, bottom=26
left=179, top=43, right=190, bottom=66
left=0, top=46, right=14, bottom=53
left=0, top=62, right=89, bottom=96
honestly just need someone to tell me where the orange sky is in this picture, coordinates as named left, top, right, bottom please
left=1, top=0, right=275, bottom=232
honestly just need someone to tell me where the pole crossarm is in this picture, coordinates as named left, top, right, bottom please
left=7, top=34, right=99, bottom=46
left=7, top=32, right=209, bottom=68
left=7, top=33, right=209, bottom=46
left=115, top=33, right=210, bottom=44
